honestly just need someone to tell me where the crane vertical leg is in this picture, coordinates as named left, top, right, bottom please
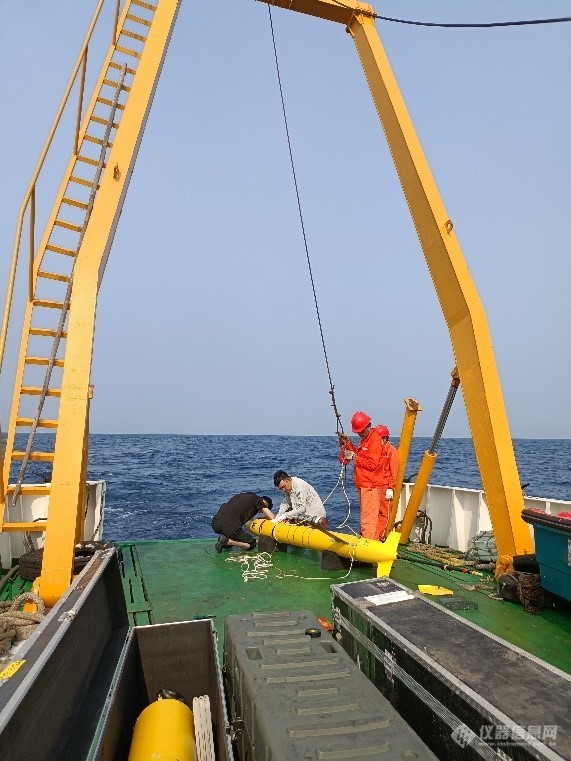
left=346, top=14, right=533, bottom=561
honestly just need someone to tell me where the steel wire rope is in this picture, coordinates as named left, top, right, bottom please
left=322, top=462, right=353, bottom=528
left=225, top=530, right=358, bottom=582
left=274, top=558, right=355, bottom=581
left=326, top=1, right=571, bottom=29
left=268, top=515, right=360, bottom=579
left=268, top=7, right=356, bottom=524
left=267, top=5, right=344, bottom=436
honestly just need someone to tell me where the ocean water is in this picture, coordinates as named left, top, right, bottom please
left=67, top=436, right=571, bottom=543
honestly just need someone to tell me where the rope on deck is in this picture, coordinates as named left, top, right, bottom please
left=225, top=552, right=274, bottom=582
left=225, top=548, right=356, bottom=583
left=517, top=572, right=544, bottom=615
left=401, top=542, right=472, bottom=567
left=0, top=592, right=45, bottom=654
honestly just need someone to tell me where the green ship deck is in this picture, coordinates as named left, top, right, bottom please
left=117, top=539, right=571, bottom=674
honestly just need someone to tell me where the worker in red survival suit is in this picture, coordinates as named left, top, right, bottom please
left=339, top=412, right=399, bottom=541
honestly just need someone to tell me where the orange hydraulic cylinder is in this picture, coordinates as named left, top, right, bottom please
left=248, top=519, right=400, bottom=577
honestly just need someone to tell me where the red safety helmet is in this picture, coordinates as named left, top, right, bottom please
left=351, top=411, right=371, bottom=433
left=377, top=425, right=390, bottom=438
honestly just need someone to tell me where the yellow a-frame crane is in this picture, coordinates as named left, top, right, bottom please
left=0, top=0, right=532, bottom=606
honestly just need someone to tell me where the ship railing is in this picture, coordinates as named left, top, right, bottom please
left=0, top=480, right=106, bottom=569
left=0, top=0, right=126, bottom=373
left=394, top=483, right=570, bottom=553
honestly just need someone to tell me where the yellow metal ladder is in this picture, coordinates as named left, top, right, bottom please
left=0, top=0, right=181, bottom=604
left=5, top=67, right=127, bottom=532
left=1, top=1, right=155, bottom=530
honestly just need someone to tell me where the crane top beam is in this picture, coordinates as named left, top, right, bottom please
left=258, top=0, right=375, bottom=26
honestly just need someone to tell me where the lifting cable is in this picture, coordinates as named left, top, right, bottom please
left=267, top=7, right=353, bottom=525
left=267, top=6, right=344, bottom=436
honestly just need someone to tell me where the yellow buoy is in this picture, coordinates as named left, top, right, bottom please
left=128, top=696, right=196, bottom=761
left=248, top=519, right=400, bottom=577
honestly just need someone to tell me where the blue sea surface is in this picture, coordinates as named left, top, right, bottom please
left=77, top=436, right=571, bottom=543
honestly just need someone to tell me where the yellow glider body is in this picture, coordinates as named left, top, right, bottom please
left=128, top=697, right=196, bottom=761
left=248, top=519, right=400, bottom=577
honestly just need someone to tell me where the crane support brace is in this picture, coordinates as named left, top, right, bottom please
left=399, top=451, right=437, bottom=544
left=387, top=398, right=421, bottom=532
left=261, top=0, right=533, bottom=559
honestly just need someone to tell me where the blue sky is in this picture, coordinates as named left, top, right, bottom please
left=0, top=1, right=569, bottom=438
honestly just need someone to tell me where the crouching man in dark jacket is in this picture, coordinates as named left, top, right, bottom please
left=211, top=492, right=274, bottom=552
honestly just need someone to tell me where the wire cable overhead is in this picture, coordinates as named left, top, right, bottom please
left=328, top=1, right=571, bottom=29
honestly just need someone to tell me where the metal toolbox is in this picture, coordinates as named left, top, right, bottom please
left=224, top=609, right=437, bottom=761
left=0, top=550, right=232, bottom=761
left=88, top=617, right=233, bottom=761
left=331, top=578, right=571, bottom=761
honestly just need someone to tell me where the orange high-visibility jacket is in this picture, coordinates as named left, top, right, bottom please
left=340, top=428, right=399, bottom=489
left=340, top=426, right=388, bottom=488
left=381, top=442, right=399, bottom=488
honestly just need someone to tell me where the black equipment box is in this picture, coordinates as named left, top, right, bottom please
left=224, top=609, right=437, bottom=761
left=331, top=578, right=571, bottom=761
left=0, top=550, right=233, bottom=761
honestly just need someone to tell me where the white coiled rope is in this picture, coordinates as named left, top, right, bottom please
left=225, top=543, right=357, bottom=583
left=225, top=551, right=274, bottom=582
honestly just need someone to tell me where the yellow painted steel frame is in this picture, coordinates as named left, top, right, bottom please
left=387, top=397, right=421, bottom=531
left=0, top=0, right=109, bottom=531
left=38, top=0, right=182, bottom=606
left=398, top=450, right=437, bottom=544
left=262, top=0, right=533, bottom=561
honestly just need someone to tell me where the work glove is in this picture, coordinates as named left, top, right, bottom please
left=338, top=447, right=354, bottom=465
left=386, top=488, right=394, bottom=500
left=271, top=514, right=287, bottom=523
left=338, top=434, right=350, bottom=445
